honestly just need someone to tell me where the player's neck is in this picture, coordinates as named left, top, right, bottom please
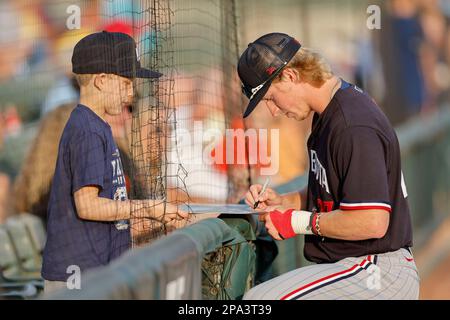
left=309, top=76, right=341, bottom=115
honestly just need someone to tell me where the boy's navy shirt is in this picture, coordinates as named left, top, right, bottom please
left=42, top=104, right=131, bottom=281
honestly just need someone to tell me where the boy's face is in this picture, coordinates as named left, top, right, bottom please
left=102, top=74, right=134, bottom=115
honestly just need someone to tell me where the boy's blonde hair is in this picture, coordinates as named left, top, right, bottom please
left=277, top=48, right=334, bottom=88
left=74, top=73, right=94, bottom=87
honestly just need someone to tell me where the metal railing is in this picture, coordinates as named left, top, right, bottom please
left=42, top=218, right=255, bottom=300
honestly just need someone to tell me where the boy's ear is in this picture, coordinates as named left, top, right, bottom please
left=93, top=73, right=107, bottom=91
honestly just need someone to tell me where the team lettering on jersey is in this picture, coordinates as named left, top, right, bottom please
left=111, top=149, right=126, bottom=186
left=310, top=150, right=330, bottom=194
left=111, top=148, right=128, bottom=201
left=317, top=198, right=334, bottom=212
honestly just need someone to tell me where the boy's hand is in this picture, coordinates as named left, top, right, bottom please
left=163, top=203, right=190, bottom=223
left=164, top=217, right=188, bottom=234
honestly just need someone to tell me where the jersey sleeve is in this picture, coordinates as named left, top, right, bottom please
left=70, top=131, right=105, bottom=193
left=332, top=126, right=391, bottom=213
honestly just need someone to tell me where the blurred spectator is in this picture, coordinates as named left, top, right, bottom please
left=41, top=75, right=80, bottom=116
left=103, top=20, right=133, bottom=36
left=40, top=30, right=88, bottom=115
left=353, top=32, right=386, bottom=104
left=102, top=0, right=137, bottom=23
left=39, top=0, right=100, bottom=49
left=377, top=0, right=428, bottom=125
left=13, top=104, right=74, bottom=223
left=166, top=70, right=229, bottom=202
left=0, top=1, right=101, bottom=123
left=0, top=112, right=12, bottom=223
left=0, top=173, right=11, bottom=224
left=0, top=1, right=38, bottom=81
left=2, top=104, right=22, bottom=138
left=417, top=0, right=450, bottom=111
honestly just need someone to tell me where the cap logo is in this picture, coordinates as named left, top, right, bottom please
left=250, top=83, right=264, bottom=100
left=266, top=66, right=276, bottom=75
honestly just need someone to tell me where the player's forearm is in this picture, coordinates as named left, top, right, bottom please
left=318, top=209, right=389, bottom=241
left=281, top=187, right=307, bottom=210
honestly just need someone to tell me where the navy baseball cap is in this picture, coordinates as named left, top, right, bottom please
left=72, top=31, right=162, bottom=79
left=238, top=33, right=301, bottom=118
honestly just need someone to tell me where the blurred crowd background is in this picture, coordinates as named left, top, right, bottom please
left=0, top=0, right=450, bottom=298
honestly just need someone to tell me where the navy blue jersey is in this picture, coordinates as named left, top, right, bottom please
left=42, top=104, right=130, bottom=281
left=304, top=80, right=413, bottom=263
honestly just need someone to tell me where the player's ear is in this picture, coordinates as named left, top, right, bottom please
left=281, top=68, right=299, bottom=83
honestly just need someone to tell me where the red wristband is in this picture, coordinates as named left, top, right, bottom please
left=311, top=212, right=318, bottom=235
left=269, top=208, right=296, bottom=239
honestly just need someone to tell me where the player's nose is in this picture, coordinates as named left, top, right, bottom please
left=267, top=103, right=282, bottom=117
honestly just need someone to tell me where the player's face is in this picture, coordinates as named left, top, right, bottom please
left=262, top=80, right=311, bottom=121
left=104, top=75, right=134, bottom=115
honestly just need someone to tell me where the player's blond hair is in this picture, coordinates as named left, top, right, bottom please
left=276, top=47, right=334, bottom=88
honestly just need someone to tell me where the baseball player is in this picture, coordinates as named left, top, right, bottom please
left=238, top=33, right=419, bottom=299
left=42, top=31, right=188, bottom=292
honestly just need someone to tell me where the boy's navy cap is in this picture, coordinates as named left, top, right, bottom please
left=238, top=33, right=301, bottom=118
left=72, top=31, right=162, bottom=79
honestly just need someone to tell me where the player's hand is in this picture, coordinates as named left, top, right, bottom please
left=245, top=184, right=283, bottom=211
left=259, top=205, right=295, bottom=241
left=259, top=212, right=284, bottom=241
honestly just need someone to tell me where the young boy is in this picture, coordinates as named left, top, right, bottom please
left=42, top=31, right=188, bottom=291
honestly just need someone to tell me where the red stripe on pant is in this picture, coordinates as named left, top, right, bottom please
left=280, top=256, right=371, bottom=300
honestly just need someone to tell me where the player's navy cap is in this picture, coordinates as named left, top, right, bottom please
left=72, top=31, right=162, bottom=79
left=238, top=33, right=301, bottom=118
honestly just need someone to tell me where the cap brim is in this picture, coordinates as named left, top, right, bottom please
left=243, top=82, right=270, bottom=118
left=136, top=68, right=163, bottom=79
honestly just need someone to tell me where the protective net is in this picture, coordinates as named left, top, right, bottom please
left=122, top=0, right=251, bottom=246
